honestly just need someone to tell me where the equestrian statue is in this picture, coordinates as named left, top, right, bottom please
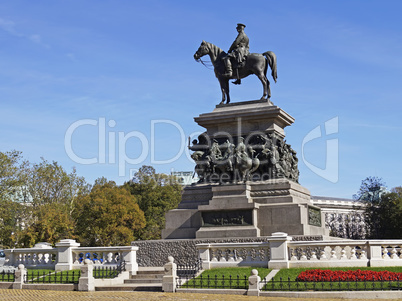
left=194, top=23, right=277, bottom=105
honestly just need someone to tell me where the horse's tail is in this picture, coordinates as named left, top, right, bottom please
left=263, top=51, right=277, bottom=83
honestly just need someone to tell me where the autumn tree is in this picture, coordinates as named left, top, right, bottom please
left=73, top=180, right=146, bottom=246
left=124, top=166, right=182, bottom=240
left=0, top=151, right=29, bottom=247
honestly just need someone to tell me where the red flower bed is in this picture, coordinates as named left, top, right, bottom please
left=297, top=269, right=402, bottom=282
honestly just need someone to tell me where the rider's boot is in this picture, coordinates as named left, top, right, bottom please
left=223, top=57, right=232, bottom=77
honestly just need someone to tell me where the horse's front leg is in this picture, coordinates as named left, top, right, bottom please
left=226, top=86, right=230, bottom=104
left=219, top=78, right=229, bottom=105
left=220, top=86, right=226, bottom=105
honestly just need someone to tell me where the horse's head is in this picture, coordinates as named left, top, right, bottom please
left=194, top=41, right=209, bottom=61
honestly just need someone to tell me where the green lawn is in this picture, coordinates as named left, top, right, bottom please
left=25, top=269, right=81, bottom=284
left=179, top=267, right=272, bottom=289
left=0, top=270, right=15, bottom=282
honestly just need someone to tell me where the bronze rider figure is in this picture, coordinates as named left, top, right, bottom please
left=223, top=23, right=249, bottom=85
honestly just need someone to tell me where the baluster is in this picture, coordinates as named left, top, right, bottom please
left=300, top=248, right=307, bottom=261
left=228, top=249, right=235, bottom=262
left=107, top=252, right=113, bottom=263
left=258, top=248, right=266, bottom=262
left=210, top=249, right=217, bottom=262
left=390, top=247, right=398, bottom=259
left=235, top=249, right=243, bottom=262
left=290, top=248, right=298, bottom=261
left=359, top=247, right=367, bottom=260
left=310, top=251, right=318, bottom=261
left=37, top=253, right=42, bottom=265
left=220, top=249, right=227, bottom=262
left=350, top=248, right=357, bottom=260
left=263, top=248, right=269, bottom=262
left=330, top=247, right=337, bottom=260
left=340, top=247, right=347, bottom=260
left=382, top=246, right=390, bottom=260
left=319, top=249, right=327, bottom=260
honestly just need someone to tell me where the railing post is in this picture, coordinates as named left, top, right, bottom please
left=55, top=239, right=80, bottom=271
left=268, top=232, right=292, bottom=269
left=247, top=269, right=260, bottom=296
left=162, top=256, right=177, bottom=293
left=197, top=243, right=211, bottom=270
left=367, top=241, right=384, bottom=267
left=4, top=249, right=14, bottom=267
left=12, top=264, right=26, bottom=289
left=78, top=259, right=95, bottom=291
left=121, top=246, right=139, bottom=276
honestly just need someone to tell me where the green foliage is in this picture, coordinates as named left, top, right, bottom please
left=0, top=151, right=90, bottom=247
left=18, top=203, right=76, bottom=247
left=353, top=176, right=386, bottom=201
left=365, top=187, right=402, bottom=239
left=0, top=152, right=178, bottom=247
left=0, top=150, right=27, bottom=199
left=123, top=165, right=182, bottom=240
left=73, top=181, right=146, bottom=246
left=0, top=151, right=29, bottom=247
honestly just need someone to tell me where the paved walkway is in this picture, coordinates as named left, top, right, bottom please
left=0, top=290, right=401, bottom=301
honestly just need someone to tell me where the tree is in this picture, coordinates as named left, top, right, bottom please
left=365, top=187, right=402, bottom=239
left=355, top=177, right=402, bottom=239
left=0, top=151, right=29, bottom=248
left=25, top=158, right=90, bottom=212
left=73, top=181, right=146, bottom=246
left=353, top=176, right=387, bottom=201
left=18, top=203, right=76, bottom=247
left=0, top=151, right=91, bottom=247
left=124, top=165, right=182, bottom=240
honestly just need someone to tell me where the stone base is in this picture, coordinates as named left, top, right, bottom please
left=163, top=179, right=329, bottom=239
left=196, top=226, right=260, bottom=239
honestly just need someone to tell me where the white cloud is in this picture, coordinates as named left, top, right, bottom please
left=0, top=17, right=49, bottom=47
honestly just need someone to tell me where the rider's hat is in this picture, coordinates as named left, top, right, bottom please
left=236, top=23, right=246, bottom=29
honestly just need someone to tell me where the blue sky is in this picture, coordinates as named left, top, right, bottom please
left=0, top=1, right=401, bottom=198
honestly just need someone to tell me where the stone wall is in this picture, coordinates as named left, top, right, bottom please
left=132, top=235, right=323, bottom=266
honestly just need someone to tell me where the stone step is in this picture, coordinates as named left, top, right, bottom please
left=130, top=274, right=163, bottom=279
left=137, top=267, right=164, bottom=275
left=125, top=278, right=162, bottom=284
left=95, top=283, right=162, bottom=292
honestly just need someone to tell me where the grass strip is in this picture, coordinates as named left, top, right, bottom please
left=180, top=267, right=271, bottom=289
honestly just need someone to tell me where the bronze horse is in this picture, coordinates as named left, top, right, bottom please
left=194, top=41, right=277, bottom=105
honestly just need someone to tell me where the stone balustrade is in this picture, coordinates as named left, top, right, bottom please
left=4, top=242, right=57, bottom=269
left=288, top=240, right=402, bottom=268
left=4, top=239, right=139, bottom=274
left=197, top=233, right=402, bottom=269
left=197, top=242, right=270, bottom=269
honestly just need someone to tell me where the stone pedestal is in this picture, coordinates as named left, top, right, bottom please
left=195, top=99, right=294, bottom=139
left=163, top=178, right=328, bottom=239
left=55, top=239, right=80, bottom=271
left=162, top=100, right=329, bottom=239
left=78, top=259, right=95, bottom=291
left=162, top=256, right=177, bottom=292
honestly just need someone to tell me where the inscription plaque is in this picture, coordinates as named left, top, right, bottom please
left=201, top=210, right=253, bottom=227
